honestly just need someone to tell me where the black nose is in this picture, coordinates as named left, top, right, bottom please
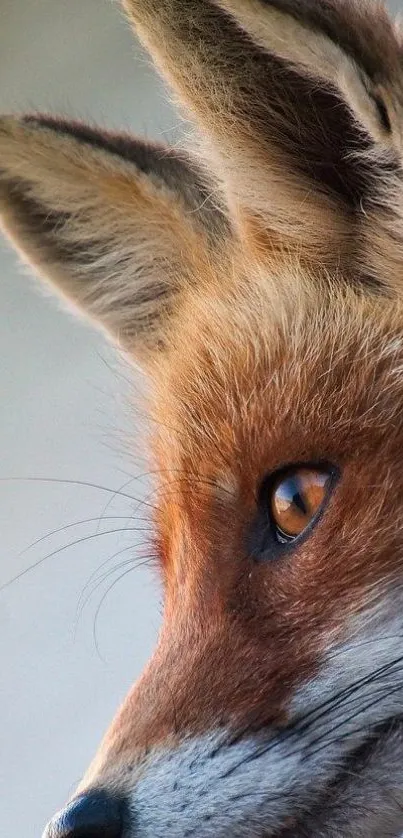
left=42, top=790, right=125, bottom=838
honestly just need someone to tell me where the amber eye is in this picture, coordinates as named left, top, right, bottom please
left=270, top=467, right=332, bottom=542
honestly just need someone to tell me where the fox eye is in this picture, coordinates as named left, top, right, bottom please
left=269, top=467, right=333, bottom=543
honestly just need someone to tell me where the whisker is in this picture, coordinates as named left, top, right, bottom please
left=326, top=633, right=403, bottom=661
left=302, top=689, right=402, bottom=762
left=95, top=475, right=144, bottom=535
left=0, top=526, right=151, bottom=593
left=20, top=515, right=151, bottom=556
left=75, top=541, right=152, bottom=624
left=0, top=476, right=159, bottom=510
left=92, top=558, right=157, bottom=661
left=292, top=653, right=403, bottom=741
left=219, top=654, right=403, bottom=773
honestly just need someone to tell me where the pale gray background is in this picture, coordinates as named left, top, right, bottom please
left=0, top=1, right=402, bottom=837
left=0, top=2, right=176, bottom=835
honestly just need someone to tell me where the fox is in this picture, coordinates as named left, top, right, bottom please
left=3, top=0, right=403, bottom=835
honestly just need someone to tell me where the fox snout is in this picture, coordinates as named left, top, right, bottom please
left=42, top=601, right=403, bottom=838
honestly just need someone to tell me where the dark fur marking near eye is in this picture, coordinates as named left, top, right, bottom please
left=22, top=115, right=228, bottom=240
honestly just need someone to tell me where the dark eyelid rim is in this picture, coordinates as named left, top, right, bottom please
left=250, top=461, right=340, bottom=562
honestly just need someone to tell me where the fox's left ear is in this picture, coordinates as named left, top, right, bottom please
left=122, top=0, right=403, bottom=285
left=0, top=116, right=228, bottom=361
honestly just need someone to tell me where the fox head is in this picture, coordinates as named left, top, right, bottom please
left=3, top=1, right=403, bottom=836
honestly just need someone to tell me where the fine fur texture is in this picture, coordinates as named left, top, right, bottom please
left=3, top=1, right=403, bottom=837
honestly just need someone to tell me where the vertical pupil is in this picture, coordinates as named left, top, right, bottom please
left=285, top=478, right=307, bottom=514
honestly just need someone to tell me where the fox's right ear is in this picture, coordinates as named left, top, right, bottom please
left=0, top=116, right=229, bottom=363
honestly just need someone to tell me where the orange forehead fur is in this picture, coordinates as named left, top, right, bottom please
left=155, top=259, right=403, bottom=480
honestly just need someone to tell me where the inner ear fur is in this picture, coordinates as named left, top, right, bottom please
left=123, top=0, right=403, bottom=289
left=0, top=115, right=230, bottom=360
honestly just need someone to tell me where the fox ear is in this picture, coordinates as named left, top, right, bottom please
left=123, top=0, right=403, bottom=285
left=0, top=116, right=228, bottom=361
